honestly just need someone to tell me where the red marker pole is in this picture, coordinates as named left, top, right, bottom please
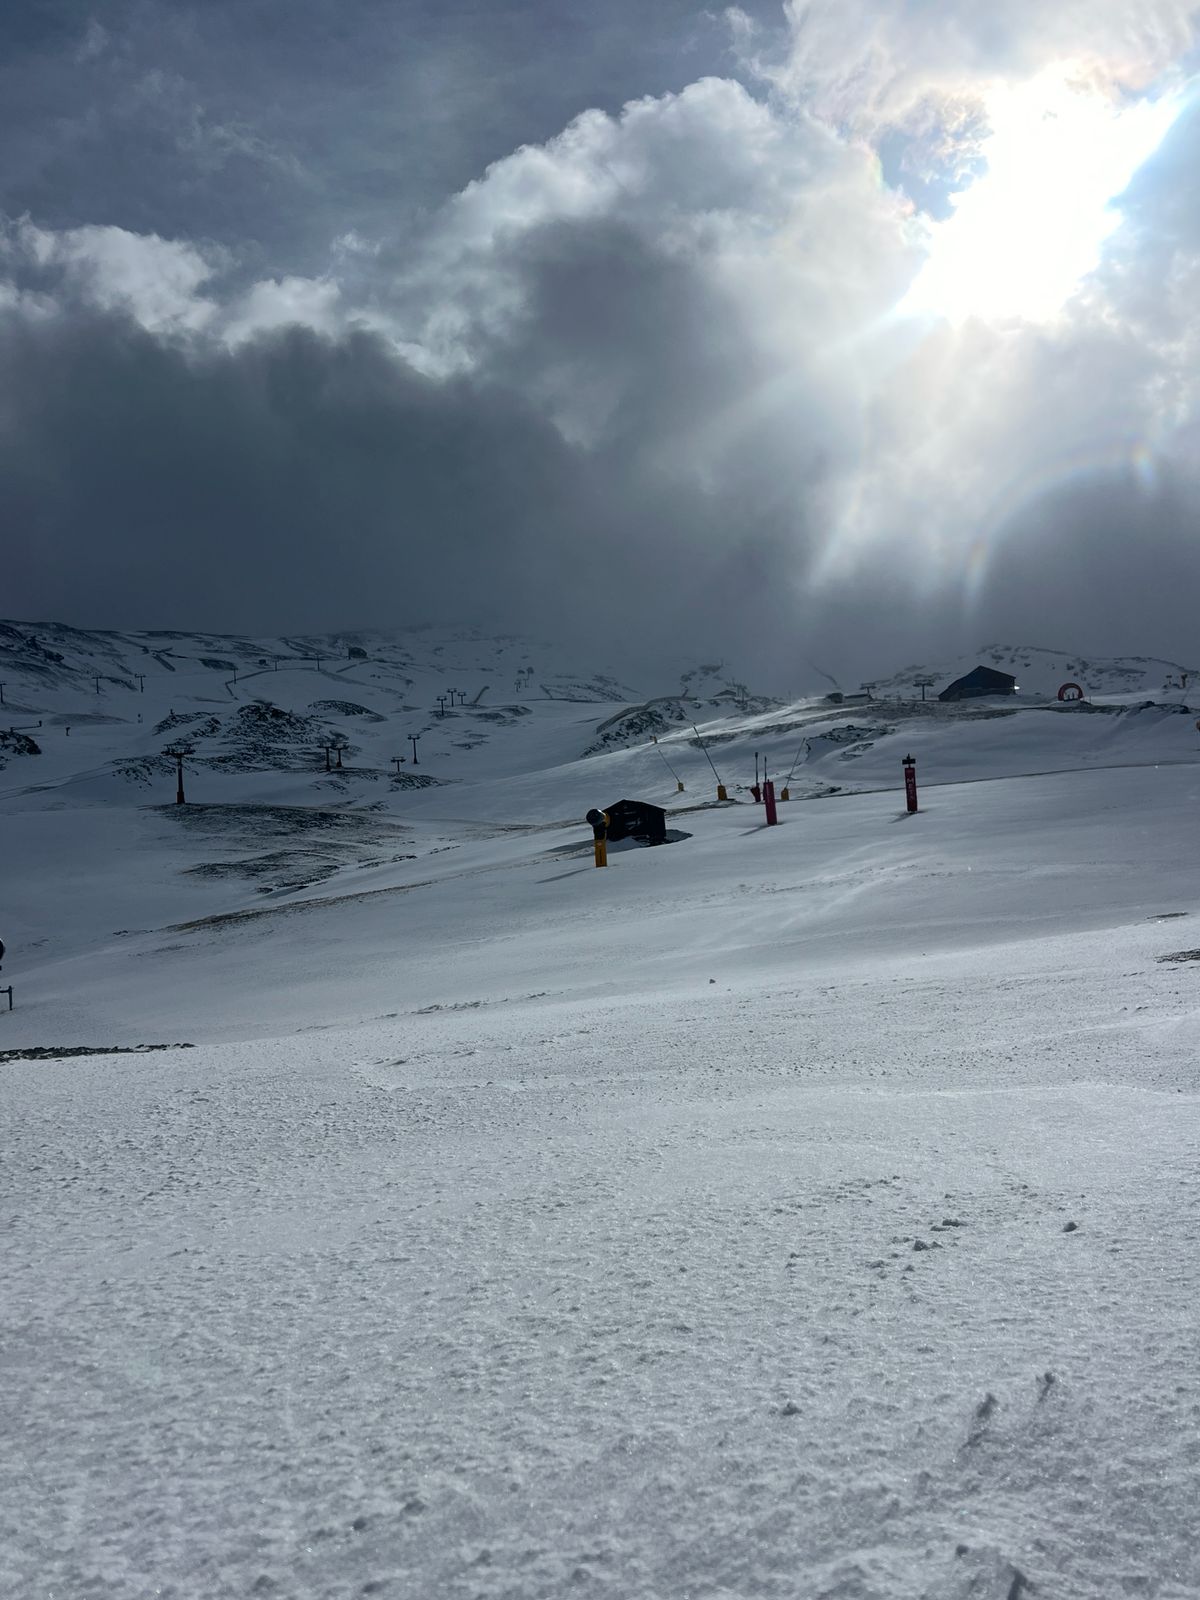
left=903, top=754, right=918, bottom=813
left=763, top=777, right=778, bottom=825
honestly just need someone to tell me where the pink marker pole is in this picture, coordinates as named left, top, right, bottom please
left=763, top=778, right=778, bottom=825
left=903, top=754, right=918, bottom=813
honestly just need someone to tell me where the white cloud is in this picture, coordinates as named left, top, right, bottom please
left=390, top=77, right=920, bottom=452
left=0, top=220, right=352, bottom=350
left=315, top=61, right=1200, bottom=602
left=15, top=221, right=220, bottom=335
left=220, top=276, right=342, bottom=345
left=767, top=0, right=1200, bottom=129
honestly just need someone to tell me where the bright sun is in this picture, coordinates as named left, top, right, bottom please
left=901, top=64, right=1184, bottom=324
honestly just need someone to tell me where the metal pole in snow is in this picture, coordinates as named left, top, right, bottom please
left=903, top=754, right=918, bottom=813
left=164, top=746, right=190, bottom=804
left=781, top=738, right=806, bottom=800
left=691, top=724, right=727, bottom=801
left=650, top=737, right=684, bottom=792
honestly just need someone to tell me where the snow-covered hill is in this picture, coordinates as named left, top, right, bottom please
left=3, top=621, right=1200, bottom=1600
left=4, top=617, right=1200, bottom=975
left=877, top=641, right=1198, bottom=700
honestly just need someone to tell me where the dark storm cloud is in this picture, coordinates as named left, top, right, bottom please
left=0, top=1, right=785, bottom=273
left=0, top=66, right=899, bottom=680
left=1, top=309, right=592, bottom=630
left=0, top=305, right=823, bottom=679
left=975, top=470, right=1200, bottom=657
left=5, top=0, right=1200, bottom=683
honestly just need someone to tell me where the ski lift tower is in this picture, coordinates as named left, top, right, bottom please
left=163, top=744, right=194, bottom=805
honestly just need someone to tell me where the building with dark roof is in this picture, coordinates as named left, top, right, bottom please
left=603, top=798, right=667, bottom=844
left=938, top=665, right=1018, bottom=701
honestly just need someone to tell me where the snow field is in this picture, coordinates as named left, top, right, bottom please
left=3, top=963, right=1198, bottom=1598
left=3, top=624, right=1200, bottom=1597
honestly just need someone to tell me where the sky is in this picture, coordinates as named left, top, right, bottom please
left=3, top=0, right=1200, bottom=685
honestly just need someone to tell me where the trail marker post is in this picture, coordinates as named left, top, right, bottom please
left=763, top=777, right=778, bottom=826
left=903, top=754, right=918, bottom=813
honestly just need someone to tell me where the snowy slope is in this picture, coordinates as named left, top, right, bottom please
left=3, top=621, right=1200, bottom=1600
left=876, top=641, right=1198, bottom=700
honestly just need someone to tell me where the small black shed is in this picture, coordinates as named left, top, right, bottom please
left=938, top=665, right=1017, bottom=701
left=603, top=798, right=667, bottom=844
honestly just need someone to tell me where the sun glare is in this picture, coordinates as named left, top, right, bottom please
left=901, top=65, right=1184, bottom=324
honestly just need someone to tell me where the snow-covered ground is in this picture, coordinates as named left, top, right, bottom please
left=3, top=623, right=1199, bottom=1598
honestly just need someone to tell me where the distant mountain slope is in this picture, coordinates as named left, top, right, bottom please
left=0, top=621, right=642, bottom=705
left=0, top=619, right=788, bottom=811
left=876, top=644, right=1197, bottom=699
left=3, top=620, right=1195, bottom=838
